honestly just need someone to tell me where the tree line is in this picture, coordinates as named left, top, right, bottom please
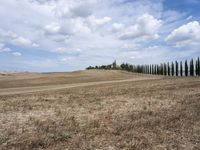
left=86, top=57, right=200, bottom=77
left=120, top=57, right=200, bottom=76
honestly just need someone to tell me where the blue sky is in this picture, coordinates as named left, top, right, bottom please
left=0, top=0, right=200, bottom=72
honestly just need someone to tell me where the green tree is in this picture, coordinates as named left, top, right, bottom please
left=164, top=63, right=167, bottom=76
left=190, top=59, right=194, bottom=76
left=198, top=57, right=200, bottom=76
left=150, top=65, right=152, bottom=74
left=156, top=65, right=159, bottom=75
left=195, top=60, right=198, bottom=76
left=168, top=62, right=170, bottom=76
left=161, top=64, right=163, bottom=75
left=180, top=61, right=183, bottom=77
left=154, top=64, right=157, bottom=75
left=171, top=62, right=174, bottom=76
left=151, top=64, right=154, bottom=75
left=185, top=60, right=188, bottom=77
left=176, top=61, right=179, bottom=76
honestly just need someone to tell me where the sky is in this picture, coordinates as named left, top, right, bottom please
left=0, top=0, right=200, bottom=72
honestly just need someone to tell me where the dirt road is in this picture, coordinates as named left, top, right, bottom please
left=0, top=77, right=159, bottom=96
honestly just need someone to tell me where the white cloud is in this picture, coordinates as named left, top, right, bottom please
left=0, top=43, right=4, bottom=49
left=120, top=13, right=162, bottom=40
left=53, top=0, right=97, bottom=19
left=0, top=29, right=35, bottom=46
left=51, top=47, right=82, bottom=56
left=1, top=0, right=198, bottom=72
left=87, top=16, right=112, bottom=28
left=12, top=52, right=22, bottom=56
left=121, top=43, right=140, bottom=50
left=12, top=36, right=32, bottom=46
left=30, top=0, right=58, bottom=4
left=32, top=43, right=39, bottom=47
left=166, top=21, right=200, bottom=47
left=60, top=57, right=74, bottom=62
left=44, top=19, right=91, bottom=42
left=0, top=43, right=11, bottom=52
left=110, top=23, right=124, bottom=33
left=44, top=22, right=61, bottom=35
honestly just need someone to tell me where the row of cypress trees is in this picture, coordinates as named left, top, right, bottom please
left=121, top=57, right=200, bottom=76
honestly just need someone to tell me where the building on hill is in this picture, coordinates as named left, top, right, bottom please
left=111, top=60, right=121, bottom=69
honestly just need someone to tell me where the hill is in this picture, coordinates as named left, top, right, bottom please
left=0, top=70, right=156, bottom=89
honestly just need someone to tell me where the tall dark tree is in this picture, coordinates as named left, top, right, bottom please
left=152, top=64, right=154, bottom=75
left=157, top=65, right=159, bottom=75
left=171, top=62, right=174, bottom=76
left=157, top=65, right=160, bottom=75
left=180, top=61, right=183, bottom=77
left=198, top=57, right=200, bottom=76
left=164, top=63, right=167, bottom=76
left=161, top=64, right=164, bottom=75
left=154, top=64, right=157, bottom=75
left=150, top=65, right=152, bottom=74
left=176, top=61, right=179, bottom=76
left=168, top=62, right=170, bottom=76
left=185, top=60, right=188, bottom=77
left=190, top=59, right=194, bottom=76
left=195, top=60, right=198, bottom=76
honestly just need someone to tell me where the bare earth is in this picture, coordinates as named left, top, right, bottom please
left=0, top=70, right=200, bottom=150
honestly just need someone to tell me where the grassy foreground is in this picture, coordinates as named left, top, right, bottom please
left=0, top=70, right=200, bottom=150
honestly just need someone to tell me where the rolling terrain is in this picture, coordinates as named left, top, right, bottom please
left=0, top=70, right=200, bottom=150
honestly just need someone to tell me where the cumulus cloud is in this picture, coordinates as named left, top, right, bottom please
left=119, top=14, right=162, bottom=40
left=44, top=22, right=73, bottom=42
left=12, top=52, right=22, bottom=56
left=12, top=36, right=32, bottom=46
left=1, top=0, right=197, bottom=72
left=44, top=19, right=91, bottom=42
left=44, top=22, right=61, bottom=35
left=30, top=0, right=58, bottom=4
left=87, top=16, right=112, bottom=28
left=0, top=43, right=11, bottom=52
left=121, top=43, right=140, bottom=50
left=55, top=0, right=96, bottom=18
left=0, top=29, right=35, bottom=46
left=110, top=23, right=124, bottom=33
left=51, top=47, right=82, bottom=57
left=32, top=43, right=39, bottom=47
left=166, top=21, right=200, bottom=47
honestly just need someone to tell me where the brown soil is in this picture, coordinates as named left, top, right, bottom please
left=0, top=70, right=199, bottom=150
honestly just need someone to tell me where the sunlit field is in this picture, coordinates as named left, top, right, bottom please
left=0, top=70, right=200, bottom=150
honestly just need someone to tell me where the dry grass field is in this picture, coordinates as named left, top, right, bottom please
left=0, top=70, right=200, bottom=150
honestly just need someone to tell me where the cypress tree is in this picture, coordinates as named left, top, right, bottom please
left=157, top=65, right=159, bottom=75
left=190, top=59, right=194, bottom=76
left=146, top=65, right=148, bottom=74
left=168, top=62, right=170, bottom=76
left=154, top=64, right=157, bottom=75
left=176, top=61, right=179, bottom=76
left=198, top=57, right=200, bottom=76
left=152, top=65, right=155, bottom=74
left=161, top=64, right=163, bottom=75
left=164, top=63, right=167, bottom=76
left=180, top=61, right=183, bottom=77
left=190, top=60, right=192, bottom=76
left=171, top=62, right=174, bottom=76
left=150, top=65, right=152, bottom=74
left=196, top=60, right=198, bottom=76
left=192, top=59, right=194, bottom=76
left=185, top=60, right=188, bottom=77
left=157, top=65, right=160, bottom=75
